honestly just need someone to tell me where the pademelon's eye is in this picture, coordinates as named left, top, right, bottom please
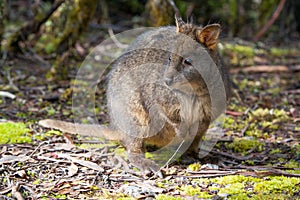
left=183, top=58, right=192, bottom=66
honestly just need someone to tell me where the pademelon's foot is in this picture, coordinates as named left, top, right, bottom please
left=180, top=151, right=199, bottom=164
left=128, top=153, right=163, bottom=178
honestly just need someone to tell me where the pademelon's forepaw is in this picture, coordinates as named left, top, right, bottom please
left=128, top=153, right=163, bottom=178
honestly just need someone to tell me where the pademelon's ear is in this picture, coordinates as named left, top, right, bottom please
left=196, top=24, right=221, bottom=51
left=175, top=14, right=185, bottom=33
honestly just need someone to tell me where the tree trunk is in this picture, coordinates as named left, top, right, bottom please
left=47, top=0, right=98, bottom=80
left=0, top=0, right=4, bottom=54
left=145, top=0, right=174, bottom=27
left=5, top=0, right=64, bottom=53
left=55, top=0, right=98, bottom=54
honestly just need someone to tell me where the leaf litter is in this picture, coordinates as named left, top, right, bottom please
left=0, top=44, right=300, bottom=199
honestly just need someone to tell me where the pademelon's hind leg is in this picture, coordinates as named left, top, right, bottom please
left=122, top=136, right=162, bottom=177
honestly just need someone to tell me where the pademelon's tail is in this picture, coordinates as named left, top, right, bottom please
left=38, top=119, right=122, bottom=141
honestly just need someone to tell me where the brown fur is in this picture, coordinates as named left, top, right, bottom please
left=39, top=16, right=231, bottom=174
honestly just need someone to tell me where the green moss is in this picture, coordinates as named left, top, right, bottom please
left=211, top=175, right=261, bottom=185
left=222, top=117, right=235, bottom=129
left=270, top=47, right=296, bottom=57
left=27, top=170, right=35, bottom=177
left=251, top=193, right=295, bottom=200
left=196, top=192, right=214, bottom=199
left=155, top=194, right=183, bottom=200
left=156, top=182, right=165, bottom=188
left=238, top=108, right=292, bottom=139
left=254, top=176, right=300, bottom=195
left=227, top=100, right=247, bottom=113
left=269, top=148, right=282, bottom=155
left=222, top=43, right=256, bottom=66
left=261, top=121, right=279, bottom=130
left=180, top=185, right=213, bottom=198
left=114, top=147, right=127, bottom=157
left=35, top=130, right=62, bottom=141
left=71, top=79, right=90, bottom=87
left=45, top=106, right=56, bottom=116
left=229, top=193, right=250, bottom=200
left=181, top=185, right=202, bottom=196
left=218, top=182, right=245, bottom=195
left=145, top=152, right=154, bottom=159
left=0, top=122, right=31, bottom=144
left=225, top=44, right=255, bottom=57
left=222, top=42, right=300, bottom=67
left=286, top=170, right=300, bottom=174
left=233, top=78, right=259, bottom=93
left=284, top=160, right=300, bottom=168
left=226, top=138, right=264, bottom=154
left=16, top=112, right=27, bottom=118
left=80, top=118, right=89, bottom=124
left=266, top=87, right=281, bottom=95
left=188, top=163, right=201, bottom=171
left=191, top=175, right=300, bottom=199
left=51, top=194, right=67, bottom=199
left=222, top=116, right=248, bottom=132
left=245, top=129, right=265, bottom=138
left=243, top=160, right=255, bottom=165
left=117, top=198, right=135, bottom=200
left=45, top=42, right=56, bottom=54
left=249, top=108, right=290, bottom=123
left=62, top=110, right=71, bottom=116
left=32, top=179, right=40, bottom=185
left=292, top=144, right=300, bottom=156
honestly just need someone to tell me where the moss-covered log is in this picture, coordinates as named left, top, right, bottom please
left=46, top=0, right=98, bottom=80
left=5, top=0, right=64, bottom=53
left=55, top=0, right=98, bottom=54
left=145, top=0, right=174, bottom=27
left=0, top=0, right=4, bottom=53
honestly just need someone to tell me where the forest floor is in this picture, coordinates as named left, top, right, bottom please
left=0, top=36, right=300, bottom=199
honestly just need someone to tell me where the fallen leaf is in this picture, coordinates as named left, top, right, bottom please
left=68, top=163, right=79, bottom=177
left=57, top=154, right=104, bottom=172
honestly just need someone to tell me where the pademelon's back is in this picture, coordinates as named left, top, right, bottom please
left=106, top=26, right=178, bottom=133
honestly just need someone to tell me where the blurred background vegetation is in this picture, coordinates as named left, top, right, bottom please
left=0, top=0, right=299, bottom=79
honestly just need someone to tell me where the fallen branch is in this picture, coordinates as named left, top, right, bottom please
left=253, top=0, right=286, bottom=41
left=225, top=110, right=244, bottom=116
left=230, top=64, right=300, bottom=73
left=233, top=165, right=300, bottom=178
left=184, top=166, right=300, bottom=179
left=6, top=0, right=64, bottom=52
left=210, top=150, right=254, bottom=161
left=0, top=91, right=16, bottom=99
